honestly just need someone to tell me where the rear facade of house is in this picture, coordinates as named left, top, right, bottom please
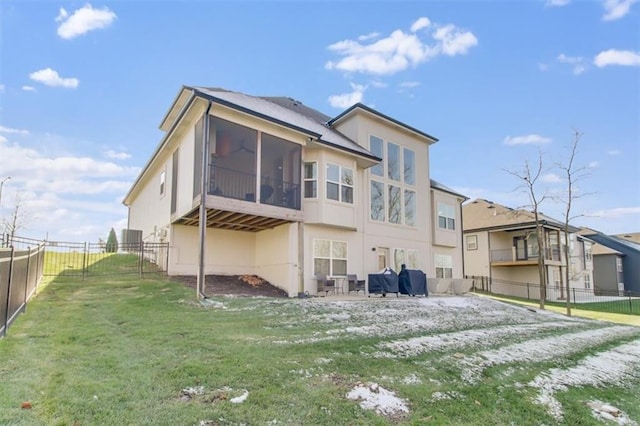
left=123, top=87, right=466, bottom=296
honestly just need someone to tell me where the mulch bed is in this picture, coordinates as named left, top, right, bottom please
left=174, top=274, right=289, bottom=298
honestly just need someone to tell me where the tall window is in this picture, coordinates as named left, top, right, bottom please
left=404, top=148, right=415, bottom=185
left=435, top=254, right=453, bottom=278
left=370, top=181, right=385, bottom=221
left=466, top=235, right=478, bottom=251
left=326, top=164, right=353, bottom=204
left=584, top=273, right=591, bottom=289
left=387, top=142, right=400, bottom=181
left=369, top=134, right=417, bottom=226
left=159, top=170, right=166, bottom=196
left=437, top=202, right=455, bottom=230
left=304, top=162, right=317, bottom=198
left=370, top=135, right=383, bottom=176
left=616, top=257, right=623, bottom=272
left=313, top=239, right=347, bottom=276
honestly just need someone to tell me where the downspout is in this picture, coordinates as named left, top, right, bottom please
left=197, top=100, right=213, bottom=299
left=459, top=198, right=465, bottom=279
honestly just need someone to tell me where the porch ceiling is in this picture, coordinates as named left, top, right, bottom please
left=175, top=207, right=293, bottom=232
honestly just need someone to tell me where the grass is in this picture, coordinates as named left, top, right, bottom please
left=43, top=250, right=160, bottom=277
left=1, top=274, right=639, bottom=425
left=477, top=293, right=640, bottom=327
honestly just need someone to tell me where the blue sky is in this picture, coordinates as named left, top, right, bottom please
left=1, top=1, right=638, bottom=242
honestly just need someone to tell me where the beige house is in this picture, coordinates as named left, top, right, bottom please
left=463, top=199, right=594, bottom=300
left=123, top=86, right=466, bottom=296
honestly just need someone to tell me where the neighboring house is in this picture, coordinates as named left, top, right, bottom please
left=123, top=86, right=466, bottom=297
left=462, top=199, right=593, bottom=300
left=579, top=229, right=640, bottom=294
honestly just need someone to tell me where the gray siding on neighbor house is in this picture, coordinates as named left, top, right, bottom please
left=592, top=254, right=622, bottom=294
left=587, top=233, right=640, bottom=293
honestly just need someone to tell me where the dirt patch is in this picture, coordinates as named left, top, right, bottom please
left=174, top=274, right=288, bottom=298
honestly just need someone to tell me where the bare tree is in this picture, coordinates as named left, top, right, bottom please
left=2, top=193, right=32, bottom=244
left=506, top=151, right=549, bottom=309
left=557, top=130, right=591, bottom=316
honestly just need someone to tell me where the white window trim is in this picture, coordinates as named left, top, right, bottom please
left=368, top=133, right=417, bottom=227
left=437, top=202, right=456, bottom=231
left=326, top=163, right=354, bottom=204
left=313, top=239, right=348, bottom=277
left=304, top=161, right=317, bottom=199
left=159, top=169, right=167, bottom=197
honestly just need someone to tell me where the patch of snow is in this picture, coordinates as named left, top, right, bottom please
left=588, top=400, right=638, bottom=425
left=230, top=390, right=249, bottom=404
left=346, top=382, right=409, bottom=417
left=375, top=321, right=584, bottom=358
left=430, top=391, right=465, bottom=401
left=314, top=357, right=332, bottom=364
left=529, top=339, right=640, bottom=421
left=460, top=325, right=640, bottom=384
left=181, top=386, right=204, bottom=396
left=400, top=373, right=422, bottom=385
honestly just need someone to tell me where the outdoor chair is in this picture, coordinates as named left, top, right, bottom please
left=347, top=274, right=366, bottom=295
left=316, top=274, right=336, bottom=296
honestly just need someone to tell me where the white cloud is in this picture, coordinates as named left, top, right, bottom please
left=588, top=161, right=599, bottom=168
left=104, top=149, right=132, bottom=160
left=0, top=125, right=30, bottom=135
left=503, top=134, right=552, bottom=145
left=328, top=83, right=367, bottom=109
left=546, top=0, right=571, bottom=5
left=593, top=49, right=640, bottom=67
left=29, top=68, right=79, bottom=88
left=607, top=149, right=621, bottom=155
left=22, top=85, right=36, bottom=92
left=358, top=32, right=380, bottom=41
left=410, top=17, right=431, bottom=32
left=538, top=63, right=550, bottom=71
left=432, top=25, right=478, bottom=56
left=557, top=54, right=586, bottom=75
left=325, top=18, right=477, bottom=76
left=56, top=4, right=117, bottom=39
left=589, top=206, right=640, bottom=218
left=370, top=80, right=388, bottom=88
left=0, top=135, right=7, bottom=143
left=541, top=173, right=562, bottom=183
left=602, top=0, right=637, bottom=21
left=0, top=83, right=4, bottom=92
left=399, top=81, right=420, bottom=88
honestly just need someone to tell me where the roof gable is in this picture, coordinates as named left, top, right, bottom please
left=463, top=199, right=576, bottom=232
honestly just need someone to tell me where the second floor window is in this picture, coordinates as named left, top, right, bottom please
left=304, top=162, right=317, bottom=198
left=437, top=202, right=455, bottom=230
left=326, top=164, right=353, bottom=204
left=160, top=170, right=166, bottom=196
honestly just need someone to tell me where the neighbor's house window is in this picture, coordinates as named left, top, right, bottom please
left=437, top=202, right=455, bottom=230
left=466, top=235, right=478, bottom=251
left=553, top=269, right=561, bottom=288
left=160, top=170, right=166, bottom=196
left=304, top=162, right=317, bottom=198
left=326, top=163, right=353, bottom=204
left=368, top=134, right=416, bottom=226
left=435, top=254, right=453, bottom=278
left=584, top=273, right=591, bottom=289
left=585, top=245, right=592, bottom=261
left=616, top=257, right=623, bottom=273
left=313, top=239, right=347, bottom=276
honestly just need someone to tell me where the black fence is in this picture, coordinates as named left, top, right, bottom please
left=468, top=275, right=640, bottom=316
left=0, top=243, right=46, bottom=336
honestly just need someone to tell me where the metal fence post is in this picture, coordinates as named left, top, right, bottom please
left=138, top=242, right=143, bottom=277
left=22, top=246, right=31, bottom=313
left=572, top=288, right=576, bottom=305
left=527, top=283, right=530, bottom=300
left=82, top=242, right=88, bottom=280
left=2, top=247, right=15, bottom=337
left=629, top=294, right=633, bottom=314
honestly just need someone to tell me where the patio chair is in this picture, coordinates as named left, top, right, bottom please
left=316, top=274, right=336, bottom=296
left=347, top=274, right=366, bottom=295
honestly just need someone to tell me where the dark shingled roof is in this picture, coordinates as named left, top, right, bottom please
left=190, top=87, right=380, bottom=161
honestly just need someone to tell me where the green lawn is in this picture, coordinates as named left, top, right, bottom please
left=1, top=274, right=639, bottom=425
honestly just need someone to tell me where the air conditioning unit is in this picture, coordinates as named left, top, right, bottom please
left=121, top=229, right=143, bottom=252
left=157, top=228, right=168, bottom=238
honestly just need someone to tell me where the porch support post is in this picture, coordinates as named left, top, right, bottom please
left=298, top=222, right=304, bottom=296
left=197, top=101, right=212, bottom=299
